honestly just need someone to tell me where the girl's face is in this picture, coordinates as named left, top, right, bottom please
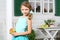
left=21, top=5, right=30, bottom=16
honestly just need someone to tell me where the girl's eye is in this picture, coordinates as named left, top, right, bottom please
left=25, top=9, right=28, bottom=10
left=21, top=9, right=29, bottom=11
left=22, top=9, right=24, bottom=10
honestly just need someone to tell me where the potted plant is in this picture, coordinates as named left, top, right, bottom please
left=44, top=19, right=55, bottom=27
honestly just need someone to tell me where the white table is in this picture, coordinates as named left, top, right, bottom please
left=38, top=27, right=60, bottom=40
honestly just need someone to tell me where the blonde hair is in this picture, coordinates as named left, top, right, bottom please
left=21, top=1, right=33, bottom=20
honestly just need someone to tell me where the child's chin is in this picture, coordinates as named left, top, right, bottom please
left=24, top=14, right=28, bottom=16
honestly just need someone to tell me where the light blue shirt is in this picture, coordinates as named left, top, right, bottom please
left=15, top=16, right=28, bottom=33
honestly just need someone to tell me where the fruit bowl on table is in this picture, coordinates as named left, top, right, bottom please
left=39, top=24, right=49, bottom=29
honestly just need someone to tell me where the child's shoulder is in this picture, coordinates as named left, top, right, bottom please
left=19, top=16, right=28, bottom=20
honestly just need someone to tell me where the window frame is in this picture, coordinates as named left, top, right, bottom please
left=29, top=0, right=55, bottom=15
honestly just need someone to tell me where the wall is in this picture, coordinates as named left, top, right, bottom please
left=0, top=0, right=6, bottom=20
left=0, top=0, right=6, bottom=40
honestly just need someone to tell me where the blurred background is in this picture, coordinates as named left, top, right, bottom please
left=0, top=0, right=60, bottom=40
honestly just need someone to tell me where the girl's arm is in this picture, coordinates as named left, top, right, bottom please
left=13, top=19, right=32, bottom=36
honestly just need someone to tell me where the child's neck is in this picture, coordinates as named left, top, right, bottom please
left=22, top=15, right=27, bottom=17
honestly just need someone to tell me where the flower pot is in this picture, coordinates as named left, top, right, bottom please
left=49, top=24, right=55, bottom=27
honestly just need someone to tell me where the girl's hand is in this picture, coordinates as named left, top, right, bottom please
left=12, top=32, right=19, bottom=36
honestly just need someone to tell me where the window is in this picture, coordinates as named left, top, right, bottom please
left=29, top=0, right=55, bottom=15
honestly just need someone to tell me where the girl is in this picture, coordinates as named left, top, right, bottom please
left=12, top=1, right=32, bottom=40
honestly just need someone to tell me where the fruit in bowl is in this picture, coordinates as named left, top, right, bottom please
left=39, top=24, right=48, bottom=28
